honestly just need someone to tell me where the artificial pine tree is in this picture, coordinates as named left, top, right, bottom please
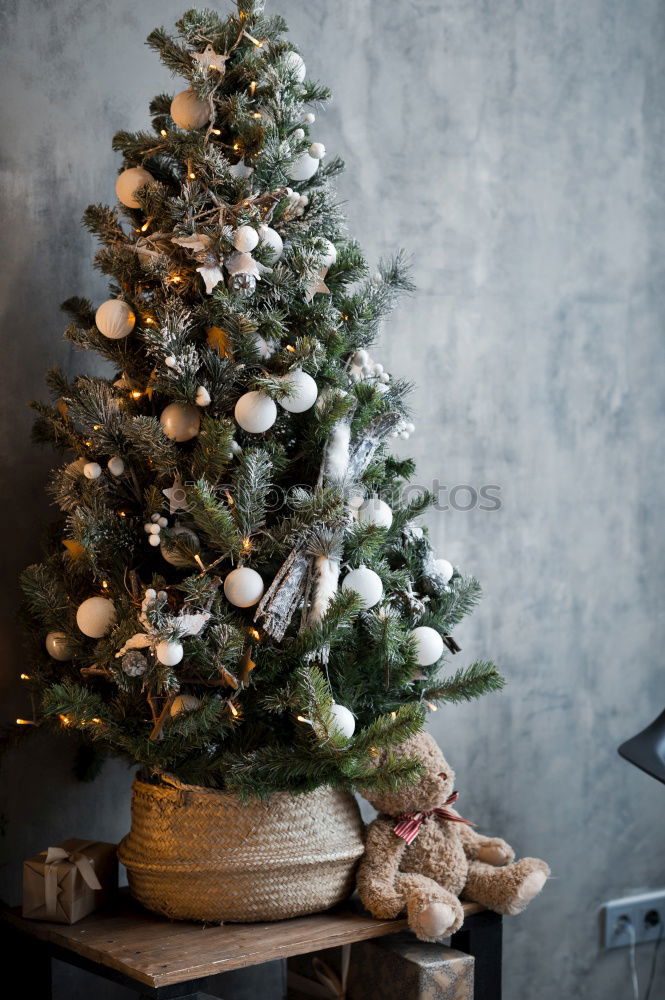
left=19, top=1, right=503, bottom=798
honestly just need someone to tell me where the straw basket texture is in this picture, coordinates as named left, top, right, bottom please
left=118, top=774, right=366, bottom=922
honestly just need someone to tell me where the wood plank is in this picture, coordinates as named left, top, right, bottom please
left=1, top=894, right=483, bottom=989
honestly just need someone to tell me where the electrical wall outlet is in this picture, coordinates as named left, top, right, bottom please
left=601, top=890, right=665, bottom=949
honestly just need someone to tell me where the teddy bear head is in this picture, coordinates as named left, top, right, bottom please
left=361, top=730, right=457, bottom=816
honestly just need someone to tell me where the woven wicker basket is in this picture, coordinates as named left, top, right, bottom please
left=118, top=774, right=365, bottom=922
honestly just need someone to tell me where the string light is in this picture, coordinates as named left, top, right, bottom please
left=59, top=714, right=72, bottom=726
left=93, top=424, right=101, bottom=431
left=144, top=316, right=156, bottom=325
left=130, top=390, right=142, bottom=400
left=249, top=80, right=257, bottom=97
left=194, top=554, right=207, bottom=572
left=20, top=673, right=30, bottom=681
left=424, top=701, right=438, bottom=712
left=242, top=537, right=252, bottom=553
left=188, top=171, right=196, bottom=180
left=285, top=344, right=296, bottom=353
left=140, top=218, right=152, bottom=232
left=391, top=711, right=397, bottom=719
left=296, top=715, right=313, bottom=725
left=252, top=112, right=262, bottom=119
left=228, top=701, right=239, bottom=717
left=233, top=142, right=241, bottom=152
left=224, top=490, right=235, bottom=506
left=210, top=128, right=221, bottom=136
left=248, top=627, right=260, bottom=641
left=243, top=30, right=264, bottom=47
left=101, top=580, right=109, bottom=589
left=161, top=129, right=168, bottom=137
left=16, top=718, right=37, bottom=726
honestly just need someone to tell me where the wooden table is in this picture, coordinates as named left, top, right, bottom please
left=0, top=894, right=502, bottom=999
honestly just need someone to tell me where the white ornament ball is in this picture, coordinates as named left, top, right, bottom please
left=170, top=694, right=200, bottom=717
left=320, top=239, right=337, bottom=268
left=83, top=462, right=102, bottom=480
left=284, top=50, right=306, bottom=82
left=107, top=456, right=125, bottom=477
left=224, top=566, right=265, bottom=608
left=287, top=151, right=319, bottom=181
left=156, top=639, right=184, bottom=666
left=148, top=534, right=160, bottom=547
left=95, top=299, right=135, bottom=340
left=233, top=225, right=259, bottom=253
left=76, top=596, right=116, bottom=639
left=170, top=88, right=210, bottom=129
left=353, top=349, right=368, bottom=366
left=433, top=558, right=454, bottom=585
left=160, top=525, right=200, bottom=568
left=160, top=403, right=201, bottom=442
left=358, top=497, right=393, bottom=530
left=165, top=355, right=177, bottom=368
left=45, top=631, right=73, bottom=661
left=259, top=225, right=284, bottom=262
left=309, top=142, right=326, bottom=160
left=341, top=565, right=383, bottom=610
left=329, top=703, right=356, bottom=739
left=278, top=370, right=318, bottom=413
left=115, top=166, right=154, bottom=209
left=411, top=626, right=444, bottom=667
left=234, top=391, right=277, bottom=433
left=195, top=385, right=211, bottom=407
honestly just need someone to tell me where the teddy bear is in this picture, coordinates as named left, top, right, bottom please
left=356, top=731, right=550, bottom=941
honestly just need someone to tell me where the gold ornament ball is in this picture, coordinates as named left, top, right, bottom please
left=45, top=631, right=73, bottom=661
left=160, top=403, right=201, bottom=442
left=170, top=88, right=211, bottom=129
left=95, top=299, right=135, bottom=340
left=170, top=694, right=201, bottom=717
left=160, top=525, right=201, bottom=568
left=115, top=166, right=155, bottom=209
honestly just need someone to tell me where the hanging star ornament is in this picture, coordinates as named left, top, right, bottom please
left=163, top=476, right=190, bottom=514
left=228, top=157, right=254, bottom=180
left=191, top=44, right=228, bottom=73
left=305, top=267, right=330, bottom=304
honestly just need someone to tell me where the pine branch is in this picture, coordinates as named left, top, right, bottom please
left=424, top=661, right=505, bottom=704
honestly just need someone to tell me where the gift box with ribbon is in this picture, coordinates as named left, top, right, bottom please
left=287, top=934, right=474, bottom=1000
left=22, top=839, right=118, bottom=924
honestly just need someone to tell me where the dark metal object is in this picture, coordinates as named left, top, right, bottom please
left=618, top=708, right=665, bottom=785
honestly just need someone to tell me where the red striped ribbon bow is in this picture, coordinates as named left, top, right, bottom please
left=393, top=791, right=475, bottom=845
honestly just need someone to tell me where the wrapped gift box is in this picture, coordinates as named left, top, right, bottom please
left=288, top=933, right=474, bottom=1000
left=22, top=838, right=118, bottom=924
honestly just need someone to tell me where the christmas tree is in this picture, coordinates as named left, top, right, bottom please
left=19, top=1, right=503, bottom=798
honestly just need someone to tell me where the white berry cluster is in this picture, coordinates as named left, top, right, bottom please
left=390, top=417, right=416, bottom=441
left=284, top=187, right=309, bottom=218
left=349, top=349, right=391, bottom=392
left=144, top=512, right=169, bottom=547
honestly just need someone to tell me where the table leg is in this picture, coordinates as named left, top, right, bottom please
left=2, top=927, right=52, bottom=998
left=451, top=910, right=502, bottom=1000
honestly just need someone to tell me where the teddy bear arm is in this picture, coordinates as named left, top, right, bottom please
left=356, top=817, right=409, bottom=920
left=457, top=822, right=515, bottom=865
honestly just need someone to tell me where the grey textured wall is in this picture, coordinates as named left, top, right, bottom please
left=1, top=1, right=664, bottom=998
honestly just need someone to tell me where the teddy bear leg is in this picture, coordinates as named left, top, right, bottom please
left=396, top=873, right=465, bottom=942
left=463, top=857, right=550, bottom=916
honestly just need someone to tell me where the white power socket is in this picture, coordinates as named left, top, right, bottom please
left=601, top=890, right=665, bottom=949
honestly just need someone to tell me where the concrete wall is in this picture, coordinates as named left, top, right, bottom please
left=1, top=1, right=664, bottom=997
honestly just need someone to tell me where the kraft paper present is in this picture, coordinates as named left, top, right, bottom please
left=287, top=933, right=474, bottom=1000
left=22, top=838, right=118, bottom=924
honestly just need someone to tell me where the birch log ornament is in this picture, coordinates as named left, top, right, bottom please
left=255, top=403, right=401, bottom=642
